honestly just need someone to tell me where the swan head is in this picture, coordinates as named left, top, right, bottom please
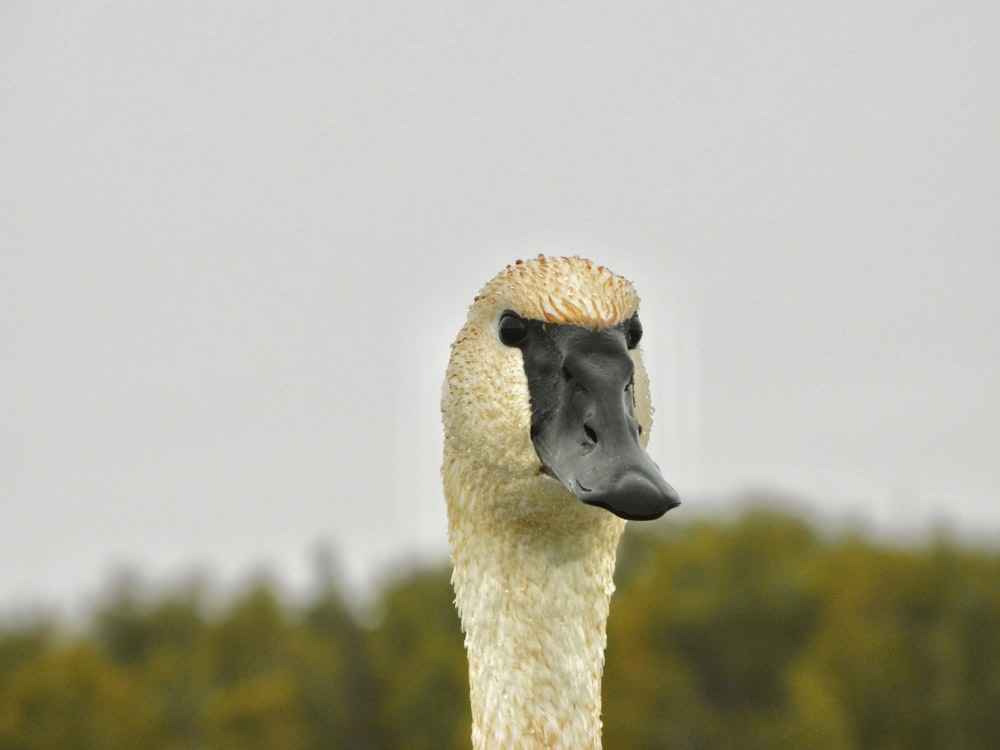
left=443, top=256, right=679, bottom=529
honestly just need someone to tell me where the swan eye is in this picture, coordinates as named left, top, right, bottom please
left=626, top=315, right=643, bottom=349
left=498, top=311, right=527, bottom=346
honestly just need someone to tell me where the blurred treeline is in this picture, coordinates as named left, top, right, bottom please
left=2, top=510, right=999, bottom=749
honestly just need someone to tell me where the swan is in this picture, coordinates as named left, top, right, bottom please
left=442, top=255, right=679, bottom=749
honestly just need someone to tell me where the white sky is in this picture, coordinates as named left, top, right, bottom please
left=2, top=2, right=999, bottom=616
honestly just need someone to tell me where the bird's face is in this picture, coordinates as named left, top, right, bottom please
left=443, top=256, right=679, bottom=524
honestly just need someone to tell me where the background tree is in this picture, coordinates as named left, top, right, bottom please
left=366, top=565, right=470, bottom=750
left=1, top=509, right=998, bottom=749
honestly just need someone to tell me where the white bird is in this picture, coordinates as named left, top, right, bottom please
left=442, top=256, right=679, bottom=749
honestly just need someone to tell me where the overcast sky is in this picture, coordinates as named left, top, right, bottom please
left=2, top=2, right=998, bottom=616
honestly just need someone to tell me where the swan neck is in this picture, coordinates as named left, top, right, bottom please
left=451, top=506, right=624, bottom=750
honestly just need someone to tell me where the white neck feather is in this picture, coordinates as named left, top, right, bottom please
left=448, top=477, right=625, bottom=750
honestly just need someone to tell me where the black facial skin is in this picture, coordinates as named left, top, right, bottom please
left=500, top=312, right=680, bottom=521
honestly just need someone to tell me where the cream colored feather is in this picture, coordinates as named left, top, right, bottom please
left=442, top=256, right=659, bottom=750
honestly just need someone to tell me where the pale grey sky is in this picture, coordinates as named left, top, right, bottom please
left=2, top=2, right=999, bottom=615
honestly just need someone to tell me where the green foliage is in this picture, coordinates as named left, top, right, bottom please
left=366, top=566, right=471, bottom=750
left=603, top=514, right=1000, bottom=750
left=1, top=510, right=999, bottom=749
left=605, top=514, right=829, bottom=749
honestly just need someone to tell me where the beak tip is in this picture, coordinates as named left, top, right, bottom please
left=581, top=481, right=681, bottom=521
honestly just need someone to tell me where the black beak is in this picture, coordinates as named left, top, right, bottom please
left=521, top=322, right=680, bottom=521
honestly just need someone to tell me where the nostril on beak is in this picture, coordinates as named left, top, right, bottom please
left=583, top=422, right=598, bottom=445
